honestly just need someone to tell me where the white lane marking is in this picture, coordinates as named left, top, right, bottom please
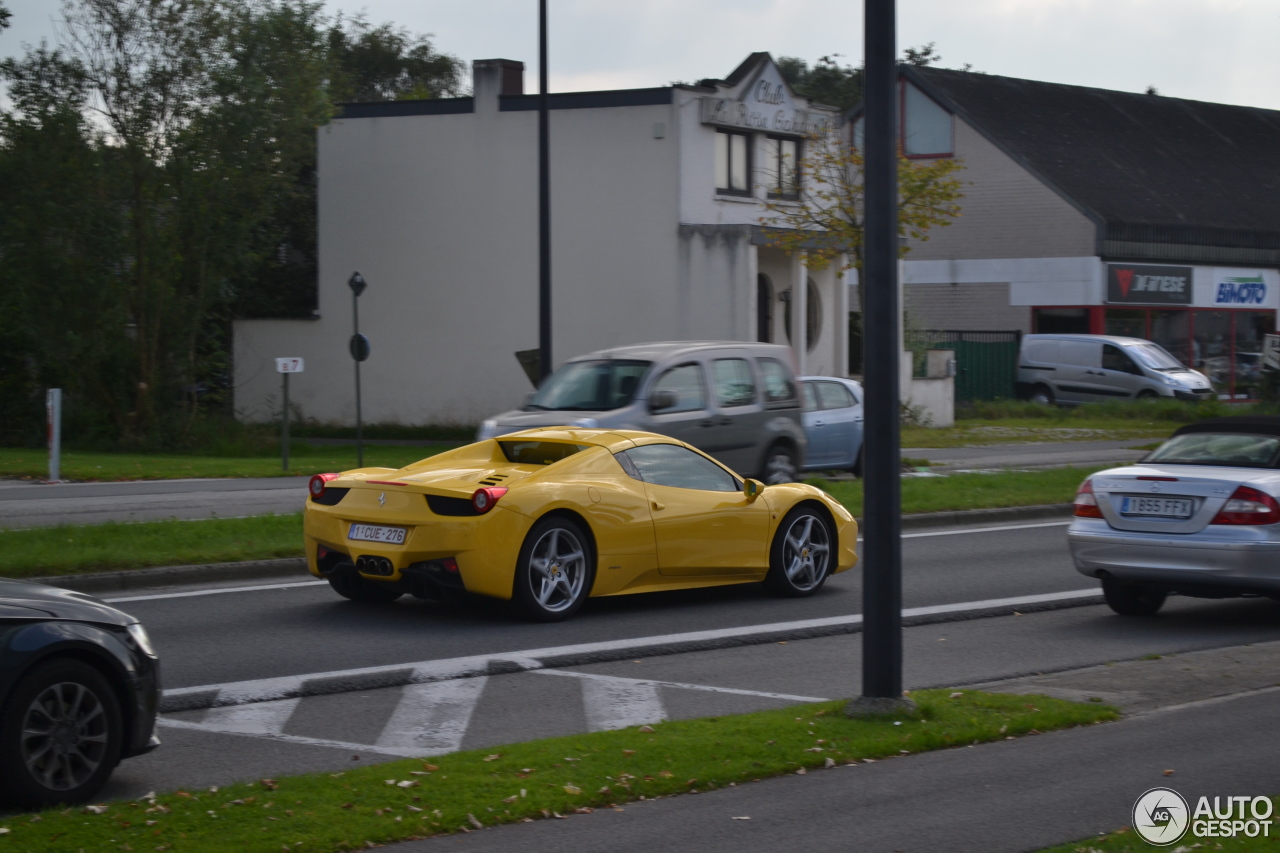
left=105, top=580, right=324, bottom=603
left=537, top=669, right=827, bottom=703
left=98, top=520, right=1073, bottom=603
left=578, top=676, right=666, bottom=732
left=162, top=587, right=1101, bottom=706
left=376, top=678, right=489, bottom=754
left=199, top=697, right=301, bottom=734
left=157, top=717, right=419, bottom=758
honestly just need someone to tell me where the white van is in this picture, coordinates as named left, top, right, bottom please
left=1016, top=334, right=1214, bottom=405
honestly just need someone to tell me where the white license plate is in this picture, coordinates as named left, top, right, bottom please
left=347, top=523, right=407, bottom=544
left=1119, top=496, right=1194, bottom=519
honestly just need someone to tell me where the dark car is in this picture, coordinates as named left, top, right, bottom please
left=0, top=579, right=160, bottom=807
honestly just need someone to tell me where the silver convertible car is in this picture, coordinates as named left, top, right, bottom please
left=1069, top=416, right=1280, bottom=615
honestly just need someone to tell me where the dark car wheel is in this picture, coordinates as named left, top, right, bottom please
left=327, top=566, right=404, bottom=603
left=1101, top=577, right=1167, bottom=616
left=762, top=444, right=799, bottom=485
left=764, top=506, right=834, bottom=597
left=1029, top=384, right=1054, bottom=406
left=0, top=659, right=124, bottom=807
left=514, top=516, right=594, bottom=622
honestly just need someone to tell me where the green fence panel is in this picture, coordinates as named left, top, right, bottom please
left=908, top=331, right=1021, bottom=403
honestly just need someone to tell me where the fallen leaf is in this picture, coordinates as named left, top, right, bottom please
left=658, top=770, right=674, bottom=778
left=824, top=758, right=836, bottom=768
left=422, top=763, right=439, bottom=771
left=85, top=805, right=108, bottom=815
left=573, top=807, right=593, bottom=814
left=563, top=785, right=582, bottom=795
left=397, top=781, right=419, bottom=789
left=340, top=803, right=353, bottom=809
left=504, top=795, right=519, bottom=804
left=796, top=768, right=807, bottom=775
left=407, top=806, right=423, bottom=813
left=483, top=754, right=501, bottom=762
left=1164, top=769, right=1175, bottom=776
left=0, top=829, right=9, bottom=835
left=949, top=692, right=964, bottom=699
left=598, top=786, right=611, bottom=795
left=622, top=750, right=635, bottom=756
left=637, top=725, right=655, bottom=733
left=732, top=816, right=751, bottom=821
left=468, top=814, right=484, bottom=830
left=260, top=780, right=279, bottom=790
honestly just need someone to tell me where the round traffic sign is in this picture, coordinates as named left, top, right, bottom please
left=349, top=333, right=371, bottom=362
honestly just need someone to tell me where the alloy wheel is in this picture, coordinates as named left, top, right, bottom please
left=20, top=681, right=110, bottom=792
left=781, top=513, right=831, bottom=592
left=528, top=526, right=587, bottom=613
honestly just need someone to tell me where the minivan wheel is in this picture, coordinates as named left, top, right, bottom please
left=1137, top=390, right=1159, bottom=400
left=1029, top=384, right=1054, bottom=406
left=1101, top=577, right=1167, bottom=616
left=762, top=444, right=798, bottom=484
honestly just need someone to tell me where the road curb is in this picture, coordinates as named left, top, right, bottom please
left=25, top=504, right=1074, bottom=595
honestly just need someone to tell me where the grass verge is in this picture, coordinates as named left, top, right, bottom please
left=0, top=446, right=451, bottom=482
left=1040, top=803, right=1280, bottom=852
left=0, top=515, right=302, bottom=579
left=0, top=690, right=1117, bottom=851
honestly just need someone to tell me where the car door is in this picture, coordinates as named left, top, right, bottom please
left=621, top=443, right=770, bottom=577
left=1099, top=343, right=1148, bottom=399
left=1052, top=340, right=1104, bottom=403
left=696, top=353, right=767, bottom=474
left=643, top=362, right=712, bottom=447
left=815, top=381, right=862, bottom=468
left=800, top=381, right=830, bottom=466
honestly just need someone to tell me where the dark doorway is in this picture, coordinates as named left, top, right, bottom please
left=757, top=274, right=773, bottom=342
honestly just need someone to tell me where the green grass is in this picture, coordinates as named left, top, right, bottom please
left=0, top=445, right=452, bottom=482
left=0, top=515, right=302, bottom=578
left=0, top=690, right=1117, bottom=850
left=809, top=465, right=1104, bottom=517
left=1039, top=804, right=1280, bottom=852
left=901, top=419, right=1175, bottom=448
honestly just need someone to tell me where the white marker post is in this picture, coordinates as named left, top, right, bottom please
left=275, top=358, right=305, bottom=471
left=46, top=388, right=62, bottom=483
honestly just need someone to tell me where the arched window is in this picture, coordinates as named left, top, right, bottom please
left=757, top=274, right=773, bottom=342
left=784, top=278, right=823, bottom=352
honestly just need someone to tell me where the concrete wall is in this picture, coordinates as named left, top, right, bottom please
left=904, top=282, right=1031, bottom=333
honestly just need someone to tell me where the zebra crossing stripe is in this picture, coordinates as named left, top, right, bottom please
left=200, top=697, right=300, bottom=734
left=579, top=677, right=666, bottom=732
left=375, top=677, right=489, bottom=754
left=535, top=669, right=828, bottom=703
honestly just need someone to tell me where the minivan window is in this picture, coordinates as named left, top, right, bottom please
left=1102, top=344, right=1142, bottom=375
left=528, top=360, right=651, bottom=412
left=1127, top=343, right=1184, bottom=372
left=650, top=363, right=707, bottom=414
left=757, top=358, right=797, bottom=403
left=713, top=358, right=756, bottom=407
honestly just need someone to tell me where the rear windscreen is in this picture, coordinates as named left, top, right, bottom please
left=1144, top=433, right=1280, bottom=468
left=498, top=441, right=590, bottom=465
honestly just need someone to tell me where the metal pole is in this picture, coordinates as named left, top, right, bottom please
left=853, top=0, right=908, bottom=712
left=537, top=0, right=552, bottom=383
left=282, top=372, right=290, bottom=472
left=353, top=290, right=364, bottom=468
left=46, top=388, right=61, bottom=483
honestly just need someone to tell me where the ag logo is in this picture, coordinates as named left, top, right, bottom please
left=1133, top=787, right=1190, bottom=845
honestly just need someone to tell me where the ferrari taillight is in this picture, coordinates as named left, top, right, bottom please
left=309, top=473, right=340, bottom=499
left=1210, top=485, right=1280, bottom=525
left=472, top=487, right=508, bottom=514
left=1073, top=478, right=1103, bottom=518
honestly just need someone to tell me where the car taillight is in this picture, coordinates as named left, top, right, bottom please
left=309, top=473, right=340, bottom=499
left=1210, top=485, right=1280, bottom=525
left=472, top=487, right=508, bottom=514
left=1073, top=478, right=1103, bottom=518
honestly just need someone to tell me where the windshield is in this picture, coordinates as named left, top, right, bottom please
left=1126, top=343, right=1186, bottom=372
left=527, top=359, right=651, bottom=412
left=1143, top=433, right=1280, bottom=468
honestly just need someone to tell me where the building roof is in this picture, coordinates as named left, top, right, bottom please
left=903, top=66, right=1280, bottom=265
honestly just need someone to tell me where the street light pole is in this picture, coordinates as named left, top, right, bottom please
left=348, top=271, right=369, bottom=468
left=850, top=0, right=912, bottom=716
left=537, top=0, right=552, bottom=384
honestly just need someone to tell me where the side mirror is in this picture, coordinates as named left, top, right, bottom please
left=743, top=478, right=765, bottom=500
left=648, top=390, right=677, bottom=412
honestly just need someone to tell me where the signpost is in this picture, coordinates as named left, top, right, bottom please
left=349, top=272, right=370, bottom=467
left=46, top=388, right=62, bottom=483
left=1264, top=334, right=1280, bottom=371
left=275, top=358, right=304, bottom=471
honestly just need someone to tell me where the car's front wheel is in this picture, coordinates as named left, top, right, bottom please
left=0, top=659, right=124, bottom=807
left=514, top=516, right=593, bottom=622
left=1101, top=577, right=1166, bottom=616
left=327, top=566, right=404, bottom=603
left=764, top=505, right=834, bottom=597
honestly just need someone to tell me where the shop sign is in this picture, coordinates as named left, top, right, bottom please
left=1106, top=263, right=1192, bottom=305
left=1264, top=335, right=1280, bottom=371
left=700, top=96, right=832, bottom=136
left=1214, top=273, right=1267, bottom=306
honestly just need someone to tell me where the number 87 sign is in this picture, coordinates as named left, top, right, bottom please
left=276, top=358, right=305, bottom=373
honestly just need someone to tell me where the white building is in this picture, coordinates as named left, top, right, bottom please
left=234, top=53, right=843, bottom=426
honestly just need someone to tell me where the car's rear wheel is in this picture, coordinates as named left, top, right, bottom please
left=762, top=444, right=798, bottom=485
left=514, top=516, right=593, bottom=622
left=0, top=659, right=123, bottom=807
left=1101, top=577, right=1166, bottom=616
left=764, top=505, right=834, bottom=597
left=327, top=566, right=404, bottom=603
left=1029, top=384, right=1054, bottom=406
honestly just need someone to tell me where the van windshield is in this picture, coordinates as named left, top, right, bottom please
left=1126, top=343, right=1185, bottom=372
left=526, top=360, right=651, bottom=412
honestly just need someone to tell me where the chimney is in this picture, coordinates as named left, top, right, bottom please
left=472, top=59, right=525, bottom=111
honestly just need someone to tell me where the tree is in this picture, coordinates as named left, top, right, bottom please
left=777, top=43, right=944, bottom=113
left=0, top=3, right=11, bottom=32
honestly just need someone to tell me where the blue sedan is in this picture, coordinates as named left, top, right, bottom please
left=799, top=376, right=864, bottom=476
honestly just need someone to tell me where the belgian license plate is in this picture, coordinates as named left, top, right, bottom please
left=1119, top=496, right=1194, bottom=519
left=347, top=523, right=407, bottom=544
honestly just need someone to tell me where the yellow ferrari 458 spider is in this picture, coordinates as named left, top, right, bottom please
left=304, top=428, right=857, bottom=621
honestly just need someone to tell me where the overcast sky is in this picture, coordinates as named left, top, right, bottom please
left=3, top=0, right=1278, bottom=110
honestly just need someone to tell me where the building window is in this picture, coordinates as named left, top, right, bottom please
left=784, top=278, right=823, bottom=352
left=851, top=81, right=953, bottom=158
left=765, top=136, right=800, bottom=198
left=715, top=130, right=751, bottom=195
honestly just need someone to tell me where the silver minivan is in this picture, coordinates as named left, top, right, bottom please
left=1016, top=334, right=1214, bottom=405
left=478, top=341, right=807, bottom=483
